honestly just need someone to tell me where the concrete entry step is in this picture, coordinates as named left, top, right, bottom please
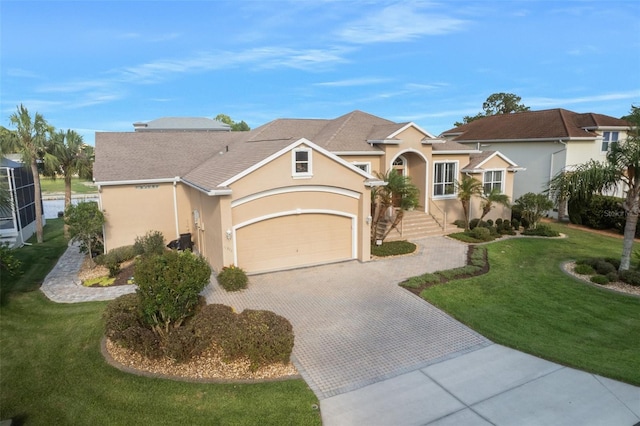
left=385, top=210, right=447, bottom=241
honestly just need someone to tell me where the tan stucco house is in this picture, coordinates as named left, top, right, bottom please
left=94, top=110, right=521, bottom=274
left=441, top=108, right=632, bottom=200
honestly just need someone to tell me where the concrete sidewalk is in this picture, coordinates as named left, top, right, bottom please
left=321, top=344, right=640, bottom=425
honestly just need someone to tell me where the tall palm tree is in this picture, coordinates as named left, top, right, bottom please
left=457, top=175, right=483, bottom=230
left=371, top=169, right=420, bottom=242
left=45, top=129, right=94, bottom=212
left=549, top=105, right=640, bottom=271
left=479, top=188, right=510, bottom=221
left=1, top=105, right=55, bottom=243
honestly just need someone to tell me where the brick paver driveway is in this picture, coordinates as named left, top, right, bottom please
left=203, top=236, right=490, bottom=399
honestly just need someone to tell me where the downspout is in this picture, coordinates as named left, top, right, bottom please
left=173, top=177, right=180, bottom=240
left=549, top=140, right=567, bottom=184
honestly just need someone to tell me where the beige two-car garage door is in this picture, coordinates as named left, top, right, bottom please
left=236, top=213, right=354, bottom=273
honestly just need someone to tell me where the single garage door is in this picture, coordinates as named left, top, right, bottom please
left=236, top=213, right=354, bottom=273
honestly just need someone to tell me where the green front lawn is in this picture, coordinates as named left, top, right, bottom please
left=39, top=176, right=97, bottom=194
left=421, top=222, right=640, bottom=385
left=0, top=220, right=320, bottom=425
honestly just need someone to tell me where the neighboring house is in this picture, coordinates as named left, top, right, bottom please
left=94, top=111, right=521, bottom=274
left=440, top=108, right=632, bottom=200
left=133, top=117, right=231, bottom=132
left=0, top=157, right=42, bottom=247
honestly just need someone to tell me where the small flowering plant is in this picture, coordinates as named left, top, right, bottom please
left=216, top=264, right=249, bottom=291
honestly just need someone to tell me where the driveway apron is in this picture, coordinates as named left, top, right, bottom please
left=203, top=236, right=490, bottom=399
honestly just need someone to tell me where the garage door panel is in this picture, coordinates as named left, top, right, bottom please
left=236, top=214, right=353, bottom=273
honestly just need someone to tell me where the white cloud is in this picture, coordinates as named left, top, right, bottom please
left=528, top=91, right=640, bottom=108
left=337, top=3, right=467, bottom=44
left=314, top=77, right=392, bottom=87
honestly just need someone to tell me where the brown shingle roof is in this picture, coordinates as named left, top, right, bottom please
left=95, top=110, right=434, bottom=191
left=441, top=108, right=630, bottom=142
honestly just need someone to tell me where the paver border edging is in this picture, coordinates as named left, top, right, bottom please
left=100, top=337, right=303, bottom=384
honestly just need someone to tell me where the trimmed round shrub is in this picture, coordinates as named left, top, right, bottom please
left=522, top=224, right=559, bottom=237
left=594, top=260, right=617, bottom=276
left=574, top=264, right=595, bottom=275
left=606, top=271, right=619, bottom=282
left=486, top=219, right=494, bottom=226
left=165, top=326, right=197, bottom=362
left=619, top=270, right=640, bottom=286
left=190, top=304, right=238, bottom=354
left=225, top=310, right=295, bottom=370
left=511, top=219, right=521, bottom=230
left=216, top=265, right=249, bottom=291
left=590, top=275, right=609, bottom=285
left=495, top=218, right=503, bottom=226
left=134, top=230, right=166, bottom=257
left=605, top=257, right=621, bottom=270
left=119, top=325, right=163, bottom=359
left=135, top=250, right=212, bottom=331
left=469, top=226, right=491, bottom=241
left=453, top=219, right=466, bottom=229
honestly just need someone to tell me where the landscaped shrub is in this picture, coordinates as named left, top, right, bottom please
left=495, top=218, right=503, bottom=226
left=453, top=219, right=466, bottom=229
left=190, top=304, right=238, bottom=354
left=522, top=224, right=559, bottom=237
left=437, top=265, right=482, bottom=280
left=511, top=219, right=520, bottom=231
left=134, top=230, right=166, bottom=257
left=119, top=325, right=163, bottom=359
left=606, top=271, right=619, bottom=282
left=372, top=240, right=416, bottom=257
left=135, top=250, right=211, bottom=337
left=486, top=219, right=494, bottom=226
left=216, top=265, right=249, bottom=292
left=574, top=264, right=595, bottom=275
left=594, top=260, right=617, bottom=276
left=498, top=221, right=516, bottom=235
left=619, top=270, right=640, bottom=286
left=95, top=245, right=137, bottom=277
left=469, top=246, right=487, bottom=268
left=590, top=275, right=609, bottom=285
left=469, top=226, right=491, bottom=241
left=164, top=326, right=197, bottom=362
left=232, top=310, right=295, bottom=370
left=469, top=218, right=481, bottom=230
left=401, top=273, right=441, bottom=289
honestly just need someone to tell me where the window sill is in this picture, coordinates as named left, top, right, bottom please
left=432, top=195, right=457, bottom=200
left=292, top=174, right=313, bottom=179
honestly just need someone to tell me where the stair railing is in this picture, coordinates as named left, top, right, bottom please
left=429, top=199, right=447, bottom=233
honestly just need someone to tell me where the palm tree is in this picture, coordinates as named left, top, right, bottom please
left=549, top=105, right=640, bottom=271
left=457, top=175, right=483, bottom=230
left=45, top=129, right=94, bottom=212
left=1, top=105, right=55, bottom=243
left=479, top=188, right=510, bottom=221
left=370, top=169, right=420, bottom=242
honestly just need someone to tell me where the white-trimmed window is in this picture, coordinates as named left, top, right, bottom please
left=483, top=170, right=504, bottom=194
left=352, top=162, right=371, bottom=173
left=601, top=131, right=619, bottom=152
left=292, top=148, right=312, bottom=177
left=433, top=162, right=457, bottom=197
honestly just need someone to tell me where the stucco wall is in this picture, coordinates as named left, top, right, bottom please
left=100, top=182, right=178, bottom=251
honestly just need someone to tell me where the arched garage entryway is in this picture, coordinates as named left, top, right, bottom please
left=234, top=210, right=356, bottom=273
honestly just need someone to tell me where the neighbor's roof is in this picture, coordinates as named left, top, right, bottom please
left=440, top=108, right=631, bottom=142
left=133, top=117, right=231, bottom=131
left=95, top=110, right=437, bottom=191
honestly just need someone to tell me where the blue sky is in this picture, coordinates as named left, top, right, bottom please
left=1, top=1, right=639, bottom=145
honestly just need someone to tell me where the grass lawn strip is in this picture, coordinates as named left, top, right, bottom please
left=419, top=222, right=640, bottom=386
left=0, top=219, right=321, bottom=425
